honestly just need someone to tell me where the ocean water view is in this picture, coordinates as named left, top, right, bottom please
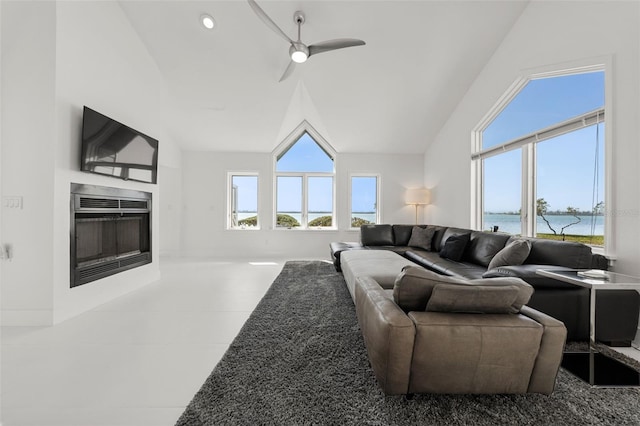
left=236, top=212, right=603, bottom=235
left=484, top=213, right=604, bottom=236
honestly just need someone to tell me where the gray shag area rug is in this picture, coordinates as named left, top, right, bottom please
left=176, top=261, right=640, bottom=425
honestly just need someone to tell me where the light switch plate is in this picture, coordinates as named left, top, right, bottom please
left=3, top=196, right=23, bottom=209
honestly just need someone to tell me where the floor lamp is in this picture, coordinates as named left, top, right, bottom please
left=406, top=188, right=430, bottom=224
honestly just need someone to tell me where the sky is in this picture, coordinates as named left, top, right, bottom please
left=234, top=71, right=605, bottom=216
left=483, top=71, right=605, bottom=213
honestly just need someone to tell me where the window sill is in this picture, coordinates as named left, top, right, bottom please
left=274, top=227, right=338, bottom=231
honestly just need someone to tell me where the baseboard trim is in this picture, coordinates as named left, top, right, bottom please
left=1, top=310, right=53, bottom=326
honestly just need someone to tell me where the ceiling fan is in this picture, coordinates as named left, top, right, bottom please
left=247, top=0, right=366, bottom=82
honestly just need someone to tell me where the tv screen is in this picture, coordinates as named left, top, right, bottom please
left=81, top=106, right=159, bottom=184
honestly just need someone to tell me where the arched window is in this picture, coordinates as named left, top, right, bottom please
left=273, top=121, right=336, bottom=229
left=472, top=69, right=605, bottom=247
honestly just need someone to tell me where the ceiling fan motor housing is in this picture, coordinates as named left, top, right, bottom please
left=293, top=11, right=305, bottom=25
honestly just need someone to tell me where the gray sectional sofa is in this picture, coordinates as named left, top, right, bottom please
left=331, top=224, right=640, bottom=345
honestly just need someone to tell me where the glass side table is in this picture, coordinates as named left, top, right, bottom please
left=536, top=269, right=640, bottom=387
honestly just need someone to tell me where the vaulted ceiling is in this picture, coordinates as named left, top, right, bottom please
left=118, top=0, right=528, bottom=154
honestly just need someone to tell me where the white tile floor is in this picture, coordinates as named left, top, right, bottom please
left=1, top=258, right=285, bottom=426
left=2, top=258, right=640, bottom=426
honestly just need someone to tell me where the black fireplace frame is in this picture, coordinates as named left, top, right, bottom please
left=70, top=183, right=152, bottom=288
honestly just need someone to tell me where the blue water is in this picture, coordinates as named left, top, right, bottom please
left=484, top=213, right=604, bottom=236
left=239, top=212, right=602, bottom=235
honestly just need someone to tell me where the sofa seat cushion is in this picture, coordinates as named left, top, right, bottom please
left=404, top=250, right=486, bottom=279
left=407, top=311, right=543, bottom=394
left=369, top=245, right=413, bottom=256
left=341, top=250, right=421, bottom=301
left=482, top=264, right=582, bottom=289
left=330, top=241, right=366, bottom=272
left=393, top=267, right=533, bottom=313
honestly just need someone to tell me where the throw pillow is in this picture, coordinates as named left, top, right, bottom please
left=407, top=226, right=436, bottom=251
left=487, top=239, right=532, bottom=270
left=425, top=283, right=520, bottom=314
left=439, top=233, right=470, bottom=261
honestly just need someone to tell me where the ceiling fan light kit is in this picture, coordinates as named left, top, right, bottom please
left=290, top=44, right=309, bottom=63
left=247, top=0, right=365, bottom=81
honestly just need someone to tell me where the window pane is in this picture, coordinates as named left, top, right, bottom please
left=483, top=149, right=522, bottom=235
left=276, top=176, right=302, bottom=228
left=536, top=124, right=604, bottom=245
left=276, top=132, right=334, bottom=172
left=230, top=175, right=258, bottom=228
left=351, top=176, right=378, bottom=227
left=483, top=72, right=604, bottom=150
left=308, top=177, right=333, bottom=227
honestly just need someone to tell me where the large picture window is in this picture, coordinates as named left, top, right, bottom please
left=473, top=69, right=605, bottom=247
left=274, top=122, right=336, bottom=229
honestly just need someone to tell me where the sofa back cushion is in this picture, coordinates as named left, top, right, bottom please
left=434, top=227, right=469, bottom=252
left=428, top=226, right=448, bottom=252
left=393, top=266, right=533, bottom=313
left=512, top=237, right=593, bottom=269
left=466, top=231, right=511, bottom=267
left=361, top=224, right=394, bottom=246
left=425, top=284, right=521, bottom=314
left=393, top=224, right=425, bottom=246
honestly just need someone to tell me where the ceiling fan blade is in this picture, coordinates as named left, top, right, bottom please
left=279, top=61, right=296, bottom=82
left=247, top=0, right=294, bottom=44
left=308, top=39, right=366, bottom=57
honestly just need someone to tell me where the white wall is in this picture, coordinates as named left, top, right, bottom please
left=1, top=1, right=57, bottom=325
left=159, top=165, right=182, bottom=256
left=425, top=1, right=640, bottom=275
left=51, top=1, right=184, bottom=324
left=179, top=150, right=424, bottom=260
left=1, top=1, right=182, bottom=325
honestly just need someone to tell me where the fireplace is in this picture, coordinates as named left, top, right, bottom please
left=70, top=183, right=152, bottom=288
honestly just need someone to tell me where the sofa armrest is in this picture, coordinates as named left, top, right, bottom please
left=591, top=253, right=609, bottom=270
left=354, top=276, right=415, bottom=395
left=519, top=306, right=567, bottom=394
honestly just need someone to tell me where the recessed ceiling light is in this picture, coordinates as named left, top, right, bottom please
left=201, top=14, right=215, bottom=30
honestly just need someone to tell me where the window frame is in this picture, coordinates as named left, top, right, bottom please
left=272, top=121, right=337, bottom=230
left=227, top=171, right=260, bottom=230
left=349, top=173, right=381, bottom=229
left=471, top=61, right=612, bottom=254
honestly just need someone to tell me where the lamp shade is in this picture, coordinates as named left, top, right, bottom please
left=405, top=188, right=430, bottom=205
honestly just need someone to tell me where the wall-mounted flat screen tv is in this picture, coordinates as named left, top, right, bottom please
left=81, top=106, right=159, bottom=184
